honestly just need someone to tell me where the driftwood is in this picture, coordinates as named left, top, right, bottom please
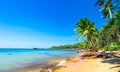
left=80, top=50, right=118, bottom=59
left=96, top=51, right=120, bottom=59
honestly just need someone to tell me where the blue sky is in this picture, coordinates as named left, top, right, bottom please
left=0, top=0, right=105, bottom=48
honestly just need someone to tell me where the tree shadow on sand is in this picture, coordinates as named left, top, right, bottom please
left=101, top=58, right=120, bottom=71
left=110, top=65, right=120, bottom=69
left=102, top=58, right=120, bottom=64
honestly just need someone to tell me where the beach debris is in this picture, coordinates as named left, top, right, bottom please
left=40, top=60, right=66, bottom=72
left=42, top=63, right=57, bottom=69
left=96, top=51, right=120, bottom=59
left=55, top=60, right=66, bottom=66
left=81, top=51, right=93, bottom=57
left=97, top=51, right=106, bottom=58
left=77, top=49, right=81, bottom=53
left=47, top=68, right=52, bottom=72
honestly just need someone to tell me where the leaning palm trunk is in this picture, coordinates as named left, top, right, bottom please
left=116, top=33, right=120, bottom=42
left=89, top=39, right=98, bottom=53
left=108, top=6, right=112, bottom=19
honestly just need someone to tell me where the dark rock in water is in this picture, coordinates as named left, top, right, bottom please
left=77, top=50, right=80, bottom=53
left=33, top=48, right=40, bottom=50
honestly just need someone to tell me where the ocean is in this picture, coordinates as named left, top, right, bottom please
left=0, top=48, right=77, bottom=72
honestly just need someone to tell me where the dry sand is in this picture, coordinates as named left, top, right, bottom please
left=12, top=51, right=120, bottom=72
left=55, top=58, right=120, bottom=72
left=14, top=57, right=120, bottom=72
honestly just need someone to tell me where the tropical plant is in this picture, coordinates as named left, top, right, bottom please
left=95, top=0, right=120, bottom=19
left=95, top=0, right=120, bottom=50
left=110, top=10, right=120, bottom=42
left=74, top=17, right=98, bottom=53
left=98, top=10, right=120, bottom=48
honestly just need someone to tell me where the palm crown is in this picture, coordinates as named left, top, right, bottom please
left=95, top=0, right=120, bottom=19
left=74, top=17, right=98, bottom=52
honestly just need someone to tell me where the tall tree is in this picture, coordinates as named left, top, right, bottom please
left=110, top=10, right=120, bottom=42
left=95, top=0, right=120, bottom=19
left=74, top=17, right=98, bottom=53
left=98, top=10, right=120, bottom=48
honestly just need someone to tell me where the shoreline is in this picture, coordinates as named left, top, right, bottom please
left=10, top=51, right=120, bottom=72
left=10, top=57, right=74, bottom=72
left=0, top=49, right=77, bottom=72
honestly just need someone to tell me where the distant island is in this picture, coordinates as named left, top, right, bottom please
left=33, top=48, right=40, bottom=50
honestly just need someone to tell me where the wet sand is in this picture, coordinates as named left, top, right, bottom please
left=10, top=51, right=120, bottom=72
left=10, top=58, right=67, bottom=72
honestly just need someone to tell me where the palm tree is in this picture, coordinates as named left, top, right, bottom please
left=99, top=23, right=113, bottom=47
left=74, top=17, right=98, bottom=53
left=99, top=11, right=120, bottom=48
left=83, top=40, right=91, bottom=50
left=95, top=0, right=120, bottom=19
left=110, top=10, right=120, bottom=42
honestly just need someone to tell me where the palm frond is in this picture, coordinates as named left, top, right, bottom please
left=77, top=30, right=89, bottom=40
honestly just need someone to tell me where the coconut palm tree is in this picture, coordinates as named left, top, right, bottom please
left=99, top=23, right=113, bottom=47
left=74, top=17, right=98, bottom=53
left=99, top=10, right=120, bottom=48
left=95, top=0, right=120, bottom=19
left=83, top=40, right=91, bottom=50
left=110, top=10, right=120, bottom=42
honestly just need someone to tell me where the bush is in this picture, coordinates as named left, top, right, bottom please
left=104, top=46, right=120, bottom=51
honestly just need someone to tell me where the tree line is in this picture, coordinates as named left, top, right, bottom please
left=51, top=0, right=120, bottom=52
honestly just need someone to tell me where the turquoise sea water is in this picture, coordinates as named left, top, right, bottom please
left=0, top=48, right=77, bottom=72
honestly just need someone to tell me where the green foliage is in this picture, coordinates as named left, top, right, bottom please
left=95, top=0, right=120, bottom=19
left=104, top=46, right=120, bottom=51
left=51, top=43, right=82, bottom=49
left=74, top=17, right=98, bottom=41
left=52, top=1, right=120, bottom=51
left=74, top=17, right=98, bottom=52
left=51, top=41, right=91, bottom=49
left=95, top=0, right=120, bottom=50
left=98, top=10, right=120, bottom=48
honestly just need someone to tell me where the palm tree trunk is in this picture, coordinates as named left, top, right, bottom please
left=89, top=39, right=98, bottom=53
left=108, top=6, right=112, bottom=19
left=116, top=33, right=120, bottom=42
left=117, top=34, right=120, bottom=38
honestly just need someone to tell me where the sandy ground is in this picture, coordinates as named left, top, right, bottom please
left=12, top=51, right=120, bottom=72
left=55, top=58, right=120, bottom=72
left=14, top=57, right=120, bottom=72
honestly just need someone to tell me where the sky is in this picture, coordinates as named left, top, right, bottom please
left=0, top=0, right=105, bottom=48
